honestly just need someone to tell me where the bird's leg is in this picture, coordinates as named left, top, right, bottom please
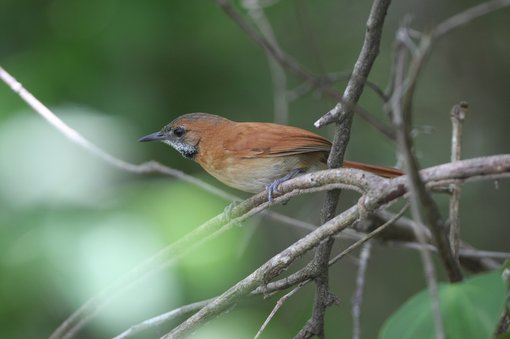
left=265, top=168, right=304, bottom=203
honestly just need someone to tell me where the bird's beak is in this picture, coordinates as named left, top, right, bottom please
left=138, top=131, right=166, bottom=142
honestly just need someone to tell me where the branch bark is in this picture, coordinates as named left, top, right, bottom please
left=449, top=102, right=467, bottom=259
left=390, top=27, right=463, bottom=283
left=215, top=0, right=395, bottom=140
left=298, top=1, right=392, bottom=337
left=161, top=155, right=510, bottom=338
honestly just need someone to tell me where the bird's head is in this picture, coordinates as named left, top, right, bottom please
left=138, top=112, right=231, bottom=159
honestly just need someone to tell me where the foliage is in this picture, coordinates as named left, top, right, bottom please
left=380, top=270, right=507, bottom=339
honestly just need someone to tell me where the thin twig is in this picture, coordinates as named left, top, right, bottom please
left=167, top=159, right=510, bottom=339
left=162, top=205, right=362, bottom=338
left=314, top=0, right=392, bottom=129
left=0, top=66, right=353, bottom=337
left=329, top=204, right=409, bottom=266
left=352, top=243, right=372, bottom=339
left=215, top=0, right=395, bottom=140
left=47, top=154, right=510, bottom=338
left=254, top=282, right=307, bottom=339
left=216, top=0, right=314, bottom=87
left=390, top=23, right=463, bottom=283
left=98, top=156, right=507, bottom=339
left=287, top=71, right=388, bottom=103
left=2, top=53, right=509, bottom=339
left=449, top=102, right=467, bottom=259
left=112, top=299, right=213, bottom=339
left=254, top=202, right=500, bottom=299
left=389, top=26, right=446, bottom=339
left=118, top=239, right=508, bottom=339
left=51, top=168, right=379, bottom=339
left=432, top=0, right=510, bottom=40
left=242, top=0, right=289, bottom=124
left=124, top=200, right=508, bottom=339
left=386, top=0, right=510, bottom=321
left=113, top=207, right=395, bottom=339
left=0, top=65, right=313, bottom=236
left=384, top=241, right=509, bottom=260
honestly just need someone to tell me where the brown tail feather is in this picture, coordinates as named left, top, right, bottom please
left=343, top=160, right=403, bottom=178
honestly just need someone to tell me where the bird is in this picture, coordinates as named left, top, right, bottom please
left=139, top=113, right=402, bottom=201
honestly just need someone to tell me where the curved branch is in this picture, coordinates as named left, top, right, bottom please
left=162, top=155, right=510, bottom=338
left=432, top=0, right=510, bottom=40
left=215, top=0, right=395, bottom=140
left=53, top=154, right=510, bottom=339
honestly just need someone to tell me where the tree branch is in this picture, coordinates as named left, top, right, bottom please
left=163, top=205, right=361, bottom=338
left=432, top=0, right=510, bottom=40
left=242, top=0, right=289, bottom=124
left=314, top=0, right=392, bottom=129
left=117, top=201, right=509, bottom=339
left=449, top=102, right=467, bottom=259
left=254, top=282, right=307, bottom=339
left=112, top=299, right=213, bottom=339
left=391, top=26, right=463, bottom=283
left=215, top=0, right=395, bottom=140
left=161, top=155, right=510, bottom=338
left=0, top=66, right=319, bottom=239
left=8, top=56, right=508, bottom=336
left=298, top=1, right=392, bottom=337
left=352, top=243, right=372, bottom=339
left=388, top=25, right=446, bottom=338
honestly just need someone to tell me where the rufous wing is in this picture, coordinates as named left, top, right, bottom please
left=222, top=121, right=402, bottom=178
left=223, top=122, right=331, bottom=158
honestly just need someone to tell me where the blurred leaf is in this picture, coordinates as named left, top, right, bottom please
left=496, top=332, right=510, bottom=339
left=379, top=270, right=507, bottom=339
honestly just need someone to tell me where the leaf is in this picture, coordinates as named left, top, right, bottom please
left=379, top=270, right=507, bottom=339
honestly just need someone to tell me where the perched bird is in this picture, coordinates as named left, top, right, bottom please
left=139, top=113, right=402, bottom=201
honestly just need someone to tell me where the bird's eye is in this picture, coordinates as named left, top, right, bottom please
left=173, top=127, right=185, bottom=137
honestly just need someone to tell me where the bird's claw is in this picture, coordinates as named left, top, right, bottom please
left=265, top=169, right=304, bottom=203
left=265, top=181, right=281, bottom=203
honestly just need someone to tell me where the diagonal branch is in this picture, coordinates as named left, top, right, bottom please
left=0, top=65, right=313, bottom=236
left=391, top=27, right=463, bottom=283
left=112, top=299, right=213, bottom=339
left=254, top=282, right=307, bottom=339
left=0, top=65, right=366, bottom=339
left=314, top=0, right=392, bottom=129
left=119, top=202, right=510, bottom=339
left=432, top=0, right=510, bottom=40
left=163, top=205, right=362, bottom=338
left=215, top=0, right=395, bottom=140
left=161, top=155, right=510, bottom=338
left=242, top=0, right=289, bottom=124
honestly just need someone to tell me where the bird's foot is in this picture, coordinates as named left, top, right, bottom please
left=265, top=180, right=283, bottom=203
left=265, top=169, right=304, bottom=203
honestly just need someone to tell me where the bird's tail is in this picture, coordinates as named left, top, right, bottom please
left=343, top=160, right=403, bottom=178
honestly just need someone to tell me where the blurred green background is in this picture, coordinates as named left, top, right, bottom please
left=1, top=1, right=509, bottom=338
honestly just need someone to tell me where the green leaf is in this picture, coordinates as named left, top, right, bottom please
left=379, top=270, right=507, bottom=339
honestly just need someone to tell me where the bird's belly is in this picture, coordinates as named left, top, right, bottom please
left=200, top=154, right=325, bottom=193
